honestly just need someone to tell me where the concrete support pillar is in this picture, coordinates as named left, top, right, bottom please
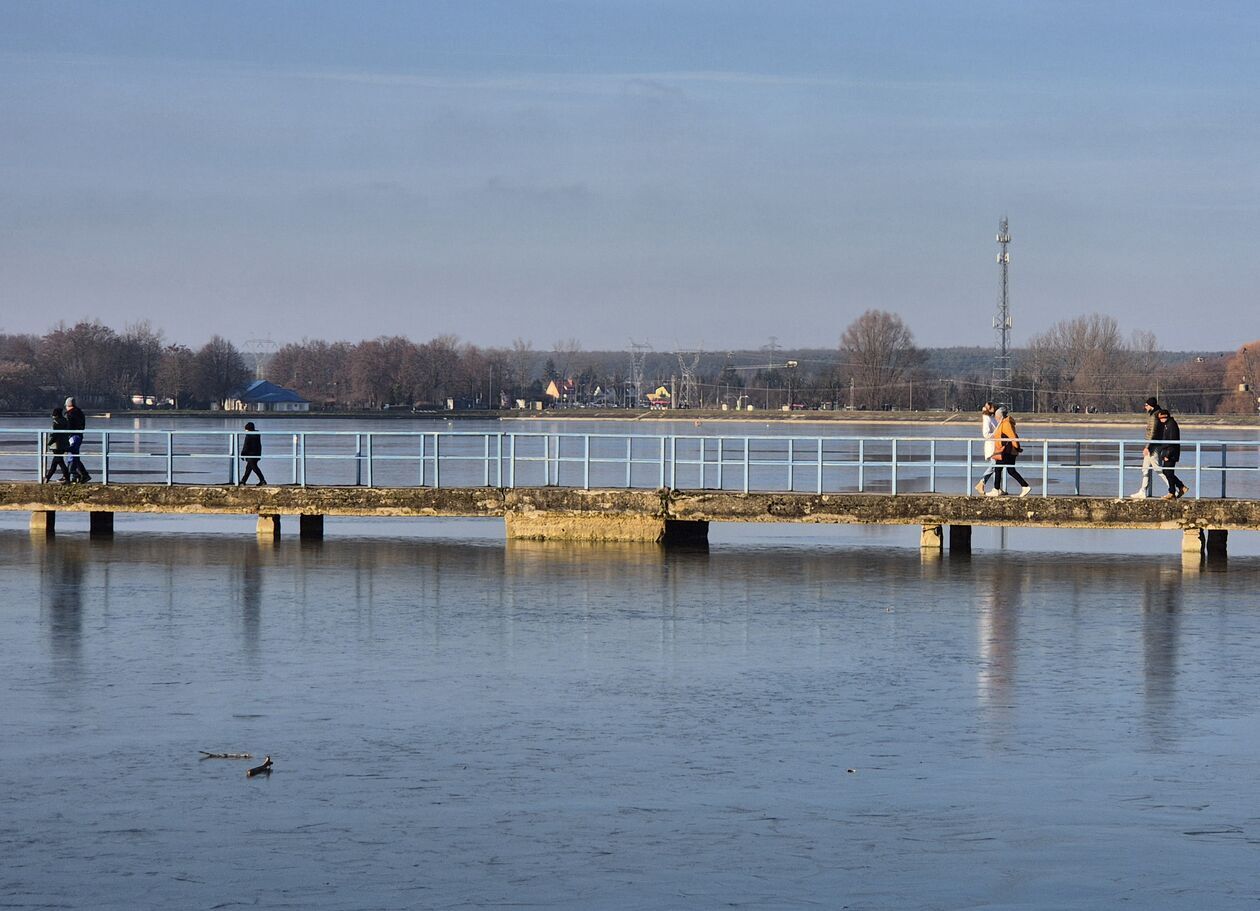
left=1181, top=528, right=1204, bottom=555
left=948, top=524, right=972, bottom=554
left=30, top=510, right=55, bottom=536
left=89, top=511, right=114, bottom=537
left=920, top=524, right=943, bottom=550
left=299, top=514, right=324, bottom=541
left=256, top=514, right=281, bottom=539
left=1206, top=529, right=1228, bottom=559
left=505, top=511, right=706, bottom=544
left=662, top=520, right=709, bottom=546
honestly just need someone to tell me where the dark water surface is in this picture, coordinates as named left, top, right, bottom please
left=3, top=520, right=1260, bottom=909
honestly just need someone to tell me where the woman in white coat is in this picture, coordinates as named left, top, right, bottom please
left=974, top=402, right=1000, bottom=494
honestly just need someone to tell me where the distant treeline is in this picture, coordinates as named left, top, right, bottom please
left=0, top=315, right=1255, bottom=414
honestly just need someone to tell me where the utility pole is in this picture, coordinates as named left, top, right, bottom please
left=991, top=218, right=1013, bottom=408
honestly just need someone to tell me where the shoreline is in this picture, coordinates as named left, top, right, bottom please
left=1, top=408, right=1254, bottom=432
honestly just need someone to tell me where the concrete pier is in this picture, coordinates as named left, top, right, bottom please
left=89, top=511, right=114, bottom=537
left=2, top=483, right=1258, bottom=553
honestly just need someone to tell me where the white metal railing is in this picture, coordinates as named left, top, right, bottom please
left=0, top=429, right=1256, bottom=500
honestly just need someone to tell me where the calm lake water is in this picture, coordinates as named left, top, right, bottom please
left=2, top=512, right=1259, bottom=909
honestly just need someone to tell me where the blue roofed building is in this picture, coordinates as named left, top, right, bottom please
left=225, top=379, right=311, bottom=413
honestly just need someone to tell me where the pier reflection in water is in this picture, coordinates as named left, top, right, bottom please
left=3, top=527, right=1260, bottom=910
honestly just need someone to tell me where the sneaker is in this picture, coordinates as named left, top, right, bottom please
left=1128, top=490, right=1148, bottom=500
left=985, top=488, right=1006, bottom=497
left=974, top=481, right=986, bottom=495
left=1019, top=485, right=1032, bottom=498
left=1177, top=485, right=1190, bottom=499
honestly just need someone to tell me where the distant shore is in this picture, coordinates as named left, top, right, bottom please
left=4, top=408, right=1254, bottom=431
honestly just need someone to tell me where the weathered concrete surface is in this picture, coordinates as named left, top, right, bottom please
left=920, top=524, right=943, bottom=550
left=2, top=484, right=1258, bottom=537
left=0, top=483, right=508, bottom=518
left=666, top=491, right=1260, bottom=532
left=257, top=514, right=281, bottom=539
left=504, top=488, right=670, bottom=542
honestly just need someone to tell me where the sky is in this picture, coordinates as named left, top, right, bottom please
left=2, top=1, right=1257, bottom=353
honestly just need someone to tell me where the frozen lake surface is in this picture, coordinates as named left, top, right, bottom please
left=3, top=517, right=1260, bottom=909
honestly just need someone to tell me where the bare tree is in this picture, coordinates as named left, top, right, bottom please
left=193, top=336, right=250, bottom=408
left=839, top=310, right=923, bottom=409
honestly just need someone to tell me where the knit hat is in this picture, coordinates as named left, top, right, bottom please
left=1145, top=397, right=1159, bottom=408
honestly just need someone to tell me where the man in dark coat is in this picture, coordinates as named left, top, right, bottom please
left=44, top=407, right=72, bottom=483
left=238, top=421, right=267, bottom=486
left=64, top=396, right=91, bottom=483
left=1152, top=409, right=1188, bottom=499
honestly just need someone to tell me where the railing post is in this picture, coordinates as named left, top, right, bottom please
left=670, top=436, right=677, bottom=489
left=965, top=439, right=972, bottom=494
left=816, top=437, right=823, bottom=494
left=1194, top=442, right=1201, bottom=499
left=1041, top=440, right=1049, bottom=497
left=37, top=430, right=46, bottom=482
left=625, top=437, right=633, bottom=488
left=230, top=432, right=238, bottom=485
left=890, top=439, right=898, bottom=495
left=300, top=432, right=307, bottom=487
left=166, top=432, right=174, bottom=486
left=583, top=435, right=590, bottom=490
left=101, top=431, right=110, bottom=485
left=354, top=433, right=363, bottom=486
left=365, top=433, right=373, bottom=488
left=434, top=433, right=441, bottom=488
left=787, top=438, right=794, bottom=493
left=1221, top=444, right=1228, bottom=499
left=718, top=438, right=726, bottom=491
left=291, top=433, right=298, bottom=486
left=858, top=440, right=865, bottom=493
left=742, top=436, right=750, bottom=493
left=544, top=434, right=551, bottom=486
left=1074, top=442, right=1081, bottom=496
left=497, top=433, right=504, bottom=487
left=484, top=434, right=490, bottom=487
left=419, top=433, right=426, bottom=486
left=1117, top=441, right=1125, bottom=500
left=660, top=437, right=666, bottom=489
left=509, top=434, right=516, bottom=488
left=929, top=440, right=937, bottom=493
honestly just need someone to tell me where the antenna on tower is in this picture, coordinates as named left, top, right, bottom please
left=244, top=338, right=277, bottom=381
left=991, top=218, right=1013, bottom=407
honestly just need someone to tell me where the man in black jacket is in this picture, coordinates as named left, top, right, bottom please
left=1152, top=409, right=1188, bottom=500
left=238, top=421, right=267, bottom=486
left=64, top=396, right=91, bottom=483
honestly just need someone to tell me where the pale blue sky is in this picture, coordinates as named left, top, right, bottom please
left=2, top=1, right=1257, bottom=350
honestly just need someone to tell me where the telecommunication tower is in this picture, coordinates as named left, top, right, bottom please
left=676, top=351, right=702, bottom=409
left=991, top=218, right=1012, bottom=406
left=628, top=340, right=651, bottom=408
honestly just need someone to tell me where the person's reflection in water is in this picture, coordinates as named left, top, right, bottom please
left=1140, top=567, right=1181, bottom=749
left=239, top=550, right=262, bottom=663
left=975, top=562, right=1023, bottom=743
left=44, top=541, right=86, bottom=687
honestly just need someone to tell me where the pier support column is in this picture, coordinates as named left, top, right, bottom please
left=662, top=519, right=709, bottom=546
left=1181, top=528, right=1204, bottom=555
left=89, top=511, right=114, bottom=537
left=299, top=514, right=324, bottom=541
left=30, top=510, right=55, bottom=536
left=1206, top=529, right=1228, bottom=559
left=948, top=524, right=972, bottom=555
left=919, top=524, right=943, bottom=550
left=256, top=514, right=281, bottom=540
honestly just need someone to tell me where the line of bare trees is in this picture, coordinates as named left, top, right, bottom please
left=0, top=317, right=1254, bottom=414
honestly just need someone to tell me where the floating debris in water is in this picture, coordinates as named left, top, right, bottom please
left=199, top=751, right=253, bottom=760
left=247, top=756, right=273, bottom=777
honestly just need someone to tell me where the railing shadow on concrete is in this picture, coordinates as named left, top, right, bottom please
left=1, top=429, right=1256, bottom=500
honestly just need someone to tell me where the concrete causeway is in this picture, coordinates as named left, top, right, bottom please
left=3, top=482, right=1256, bottom=555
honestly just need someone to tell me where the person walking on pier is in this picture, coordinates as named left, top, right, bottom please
left=1152, top=409, right=1188, bottom=499
left=238, top=422, right=267, bottom=486
left=974, top=402, right=1002, bottom=494
left=44, top=407, right=72, bottom=483
left=986, top=406, right=1031, bottom=497
left=63, top=396, right=91, bottom=483
left=1129, top=396, right=1160, bottom=498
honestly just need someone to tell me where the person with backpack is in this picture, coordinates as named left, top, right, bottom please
left=43, top=406, right=72, bottom=483
left=986, top=405, right=1032, bottom=497
left=1152, top=409, right=1188, bottom=500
